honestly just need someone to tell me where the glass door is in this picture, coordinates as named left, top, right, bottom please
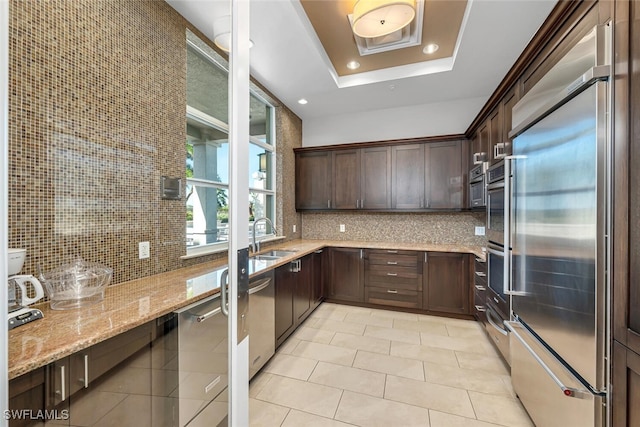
left=1, top=0, right=9, bottom=420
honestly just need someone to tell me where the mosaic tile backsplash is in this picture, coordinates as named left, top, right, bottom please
left=8, top=0, right=302, bottom=286
left=301, top=211, right=488, bottom=246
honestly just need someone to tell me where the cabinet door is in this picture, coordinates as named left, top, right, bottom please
left=328, top=248, right=364, bottom=302
left=488, top=108, right=502, bottom=165
left=311, top=250, right=325, bottom=306
left=425, top=141, right=463, bottom=209
left=423, top=252, right=470, bottom=314
left=501, top=87, right=518, bottom=158
left=9, top=368, right=46, bottom=427
left=476, top=123, right=489, bottom=164
left=275, top=261, right=296, bottom=346
left=613, top=342, right=640, bottom=426
left=332, top=150, right=360, bottom=209
left=294, top=256, right=313, bottom=324
left=360, top=146, right=391, bottom=209
left=392, top=144, right=425, bottom=209
left=295, top=151, right=332, bottom=210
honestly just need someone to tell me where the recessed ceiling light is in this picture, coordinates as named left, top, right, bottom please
left=298, top=98, right=308, bottom=105
left=423, top=43, right=439, bottom=55
left=346, top=60, right=360, bottom=70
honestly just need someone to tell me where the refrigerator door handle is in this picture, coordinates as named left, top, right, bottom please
left=506, top=321, right=601, bottom=399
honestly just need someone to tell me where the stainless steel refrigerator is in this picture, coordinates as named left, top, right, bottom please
left=505, top=25, right=610, bottom=427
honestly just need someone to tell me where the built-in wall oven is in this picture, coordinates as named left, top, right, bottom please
left=484, top=160, right=511, bottom=364
left=469, top=163, right=486, bottom=208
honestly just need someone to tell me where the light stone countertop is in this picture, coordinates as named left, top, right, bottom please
left=8, top=239, right=485, bottom=380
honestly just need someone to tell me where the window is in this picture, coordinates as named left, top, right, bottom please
left=185, top=36, right=276, bottom=255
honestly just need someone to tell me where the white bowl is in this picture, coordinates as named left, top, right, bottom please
left=8, top=248, right=26, bottom=276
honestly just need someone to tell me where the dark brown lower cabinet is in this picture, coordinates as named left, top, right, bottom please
left=328, top=248, right=364, bottom=303
left=311, top=250, right=325, bottom=307
left=275, top=260, right=297, bottom=347
left=613, top=342, right=640, bottom=426
left=423, top=252, right=470, bottom=315
left=8, top=368, right=46, bottom=427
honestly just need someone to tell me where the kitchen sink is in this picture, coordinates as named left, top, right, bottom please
left=250, top=250, right=297, bottom=262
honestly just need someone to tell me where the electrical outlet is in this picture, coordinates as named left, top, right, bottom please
left=293, top=224, right=297, bottom=233
left=139, top=241, right=150, bottom=259
left=339, top=224, right=346, bottom=233
left=475, top=226, right=486, bottom=236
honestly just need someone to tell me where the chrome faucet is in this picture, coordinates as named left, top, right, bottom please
left=251, top=217, right=276, bottom=254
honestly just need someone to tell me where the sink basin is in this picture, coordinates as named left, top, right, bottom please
left=250, top=250, right=297, bottom=262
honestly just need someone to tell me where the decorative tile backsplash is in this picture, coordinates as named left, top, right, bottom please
left=301, top=211, right=487, bottom=246
left=8, top=0, right=302, bottom=286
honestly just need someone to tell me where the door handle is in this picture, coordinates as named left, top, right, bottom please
left=220, top=269, right=229, bottom=317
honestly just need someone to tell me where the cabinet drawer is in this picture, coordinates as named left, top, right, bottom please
left=365, top=286, right=422, bottom=309
left=474, top=257, right=487, bottom=273
left=367, top=251, right=419, bottom=267
left=365, top=268, right=421, bottom=291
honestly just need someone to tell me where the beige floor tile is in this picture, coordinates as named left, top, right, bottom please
left=282, top=409, right=355, bottom=427
left=364, top=325, right=421, bottom=344
left=445, top=323, right=485, bottom=338
left=68, top=391, right=128, bottom=426
left=308, top=361, right=386, bottom=397
left=249, top=398, right=290, bottom=427
left=330, top=332, right=391, bottom=354
left=309, top=305, right=350, bottom=321
left=501, top=377, right=518, bottom=399
left=369, top=308, right=420, bottom=321
left=353, top=351, right=424, bottom=380
left=93, top=394, right=152, bottom=427
left=311, top=318, right=366, bottom=336
left=249, top=372, right=275, bottom=398
left=292, top=326, right=336, bottom=344
left=185, top=400, right=228, bottom=427
left=393, top=319, right=449, bottom=336
left=390, top=342, right=459, bottom=366
left=424, top=362, right=513, bottom=396
left=416, top=314, right=449, bottom=324
left=468, top=391, right=534, bottom=427
left=455, top=351, right=510, bottom=375
left=277, top=337, right=301, bottom=355
left=335, top=391, right=430, bottom=427
left=443, top=317, right=482, bottom=328
left=429, top=410, right=505, bottom=427
left=150, top=395, right=206, bottom=427
left=385, top=375, right=476, bottom=418
left=263, top=353, right=318, bottom=380
left=292, top=341, right=357, bottom=366
left=420, top=332, right=490, bottom=354
left=255, top=375, right=343, bottom=418
left=343, top=312, right=394, bottom=328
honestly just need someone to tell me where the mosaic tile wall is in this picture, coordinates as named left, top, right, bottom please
left=301, top=211, right=488, bottom=246
left=8, top=0, right=302, bottom=285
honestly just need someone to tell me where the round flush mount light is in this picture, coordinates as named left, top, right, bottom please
left=423, top=43, right=439, bottom=55
left=347, top=60, right=361, bottom=70
left=298, top=98, right=308, bottom=105
left=213, top=15, right=255, bottom=52
left=352, top=0, right=416, bottom=39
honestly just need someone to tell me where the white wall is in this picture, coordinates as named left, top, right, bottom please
left=302, top=96, right=486, bottom=147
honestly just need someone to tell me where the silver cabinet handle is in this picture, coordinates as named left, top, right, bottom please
left=314, top=250, right=323, bottom=254
left=327, top=200, right=331, bottom=209
left=387, top=289, right=398, bottom=294
left=60, top=365, right=66, bottom=401
left=387, top=261, right=398, bottom=265
left=220, top=269, right=229, bottom=317
left=424, top=252, right=428, bottom=263
left=387, top=250, right=398, bottom=254
left=356, top=199, right=359, bottom=209
left=475, top=257, right=485, bottom=263
left=83, top=354, right=89, bottom=389
left=387, top=273, right=398, bottom=276
left=475, top=271, right=486, bottom=277
left=474, top=285, right=486, bottom=291
left=360, top=249, right=363, bottom=259
left=475, top=305, right=486, bottom=312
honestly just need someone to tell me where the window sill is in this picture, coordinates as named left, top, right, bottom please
left=181, top=235, right=287, bottom=260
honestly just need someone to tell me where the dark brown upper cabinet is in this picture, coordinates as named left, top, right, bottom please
left=425, top=141, right=464, bottom=209
left=295, top=151, right=332, bottom=210
left=392, top=144, right=425, bottom=209
left=296, top=139, right=466, bottom=212
left=332, top=149, right=360, bottom=209
left=360, top=146, right=391, bottom=209
left=471, top=123, right=489, bottom=167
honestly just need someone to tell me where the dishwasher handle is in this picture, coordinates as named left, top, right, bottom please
left=196, top=306, right=222, bottom=323
left=248, top=278, right=272, bottom=295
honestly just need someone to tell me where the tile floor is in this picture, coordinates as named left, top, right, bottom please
left=248, top=303, right=534, bottom=427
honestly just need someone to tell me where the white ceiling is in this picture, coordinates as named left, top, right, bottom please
left=167, top=0, right=558, bottom=140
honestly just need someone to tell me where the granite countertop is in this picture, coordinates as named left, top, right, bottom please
left=8, top=239, right=484, bottom=380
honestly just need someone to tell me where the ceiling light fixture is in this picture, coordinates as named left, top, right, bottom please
left=298, top=98, right=308, bottom=105
left=352, top=0, right=416, bottom=39
left=346, top=60, right=361, bottom=70
left=423, top=43, right=439, bottom=54
left=213, top=15, right=254, bottom=53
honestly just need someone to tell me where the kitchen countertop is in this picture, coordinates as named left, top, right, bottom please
left=8, top=239, right=484, bottom=380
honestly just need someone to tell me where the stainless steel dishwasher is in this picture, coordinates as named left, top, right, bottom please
left=249, top=270, right=275, bottom=379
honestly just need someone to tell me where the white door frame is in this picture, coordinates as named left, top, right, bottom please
left=1, top=0, right=10, bottom=423
left=227, top=0, right=250, bottom=424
